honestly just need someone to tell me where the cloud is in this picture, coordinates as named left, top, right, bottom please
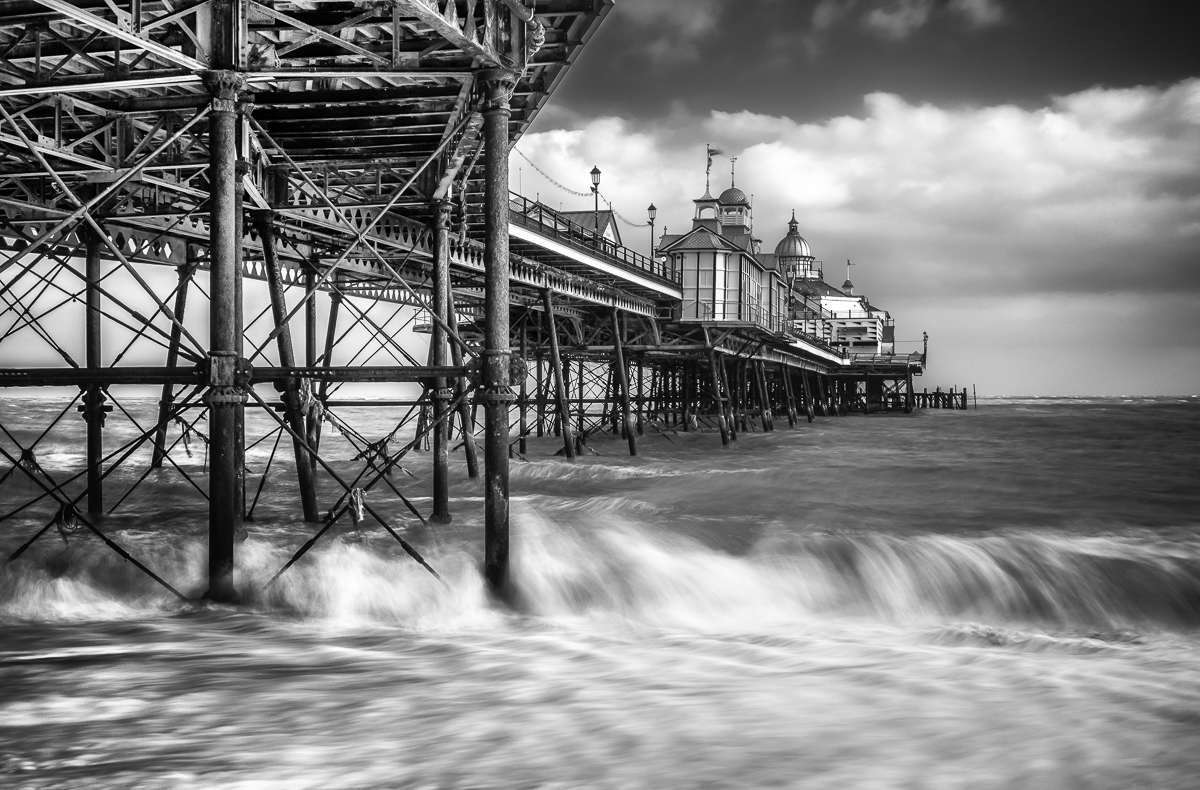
left=862, top=0, right=935, bottom=41
left=612, top=0, right=724, bottom=64
left=803, top=0, right=1006, bottom=51
left=948, top=0, right=1005, bottom=29
left=514, top=79, right=1200, bottom=394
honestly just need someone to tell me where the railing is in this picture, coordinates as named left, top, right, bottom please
left=784, top=264, right=825, bottom=281
left=508, top=192, right=680, bottom=285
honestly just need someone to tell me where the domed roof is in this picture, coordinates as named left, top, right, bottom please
left=773, top=211, right=813, bottom=259
left=718, top=186, right=749, bottom=206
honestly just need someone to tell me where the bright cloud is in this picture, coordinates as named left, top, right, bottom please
left=515, top=79, right=1200, bottom=394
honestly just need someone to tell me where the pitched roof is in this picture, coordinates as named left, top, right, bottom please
left=560, top=209, right=622, bottom=245
left=794, top=278, right=848, bottom=298
left=660, top=226, right=745, bottom=253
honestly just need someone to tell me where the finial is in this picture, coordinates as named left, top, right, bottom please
left=705, top=145, right=724, bottom=195
left=730, top=157, right=737, bottom=188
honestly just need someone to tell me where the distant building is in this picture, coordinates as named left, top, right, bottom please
left=657, top=171, right=896, bottom=356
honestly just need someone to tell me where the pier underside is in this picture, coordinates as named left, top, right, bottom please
left=0, top=0, right=927, bottom=599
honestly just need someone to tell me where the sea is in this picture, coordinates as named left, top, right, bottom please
left=1, top=396, right=1198, bottom=789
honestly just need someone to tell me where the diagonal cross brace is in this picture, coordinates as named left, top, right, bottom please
left=0, top=104, right=210, bottom=358
left=27, top=0, right=207, bottom=71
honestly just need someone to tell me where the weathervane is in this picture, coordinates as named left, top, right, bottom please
left=705, top=144, right=723, bottom=193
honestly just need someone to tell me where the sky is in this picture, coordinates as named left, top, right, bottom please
left=513, top=0, right=1200, bottom=396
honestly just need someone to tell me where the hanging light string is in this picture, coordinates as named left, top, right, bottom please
left=513, top=148, right=652, bottom=229
left=513, top=148, right=589, bottom=197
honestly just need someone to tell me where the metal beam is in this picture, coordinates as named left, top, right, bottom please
left=26, top=0, right=207, bottom=71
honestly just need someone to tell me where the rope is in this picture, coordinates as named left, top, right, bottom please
left=19, top=448, right=43, bottom=475
left=353, top=437, right=391, bottom=472
left=514, top=148, right=589, bottom=197
left=513, top=149, right=652, bottom=229
left=299, top=378, right=324, bottom=425
left=608, top=204, right=651, bottom=229
left=54, top=503, right=81, bottom=545
left=173, top=416, right=209, bottom=458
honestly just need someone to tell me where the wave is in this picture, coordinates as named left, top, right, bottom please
left=4, top=504, right=1198, bottom=632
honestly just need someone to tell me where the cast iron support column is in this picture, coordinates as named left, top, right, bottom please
left=481, top=69, right=516, bottom=594
left=611, top=308, right=636, bottom=456
left=314, top=280, right=341, bottom=461
left=152, top=262, right=194, bottom=468
left=303, top=261, right=320, bottom=469
left=706, top=348, right=730, bottom=446
left=254, top=210, right=319, bottom=522
left=800, top=371, right=815, bottom=422
left=444, top=293, right=479, bottom=478
left=781, top=365, right=798, bottom=428
left=718, top=354, right=737, bottom=442
left=430, top=199, right=453, bottom=523
left=636, top=358, right=644, bottom=436
left=756, top=360, right=775, bottom=431
left=82, top=226, right=106, bottom=514
left=682, top=361, right=692, bottom=431
left=204, top=70, right=245, bottom=602
left=518, top=320, right=528, bottom=457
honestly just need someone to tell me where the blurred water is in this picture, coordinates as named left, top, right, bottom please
left=2, top=397, right=1199, bottom=789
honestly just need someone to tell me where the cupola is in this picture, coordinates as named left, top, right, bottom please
left=717, top=159, right=751, bottom=235
left=774, top=211, right=818, bottom=279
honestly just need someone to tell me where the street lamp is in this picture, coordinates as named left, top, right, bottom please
left=647, top=203, right=657, bottom=258
left=590, top=165, right=601, bottom=244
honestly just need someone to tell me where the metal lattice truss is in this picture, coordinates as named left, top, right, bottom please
left=1, top=0, right=626, bottom=321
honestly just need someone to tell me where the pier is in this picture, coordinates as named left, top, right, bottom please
left=0, top=0, right=929, bottom=599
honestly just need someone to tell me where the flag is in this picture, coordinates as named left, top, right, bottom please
left=706, top=145, right=724, bottom=174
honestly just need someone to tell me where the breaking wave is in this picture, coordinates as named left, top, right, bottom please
left=4, top=503, right=1199, bottom=632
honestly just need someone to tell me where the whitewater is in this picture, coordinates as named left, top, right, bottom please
left=2, top=397, right=1198, bottom=789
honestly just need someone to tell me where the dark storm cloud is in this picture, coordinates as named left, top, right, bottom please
left=552, top=0, right=1200, bottom=127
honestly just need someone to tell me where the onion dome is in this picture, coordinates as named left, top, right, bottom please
left=773, top=211, right=812, bottom=259
left=717, top=186, right=749, bottom=206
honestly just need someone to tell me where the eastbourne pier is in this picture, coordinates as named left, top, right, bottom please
left=0, top=0, right=929, bottom=600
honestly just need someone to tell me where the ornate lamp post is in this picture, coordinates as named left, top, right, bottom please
left=590, top=165, right=601, bottom=243
left=647, top=203, right=657, bottom=258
